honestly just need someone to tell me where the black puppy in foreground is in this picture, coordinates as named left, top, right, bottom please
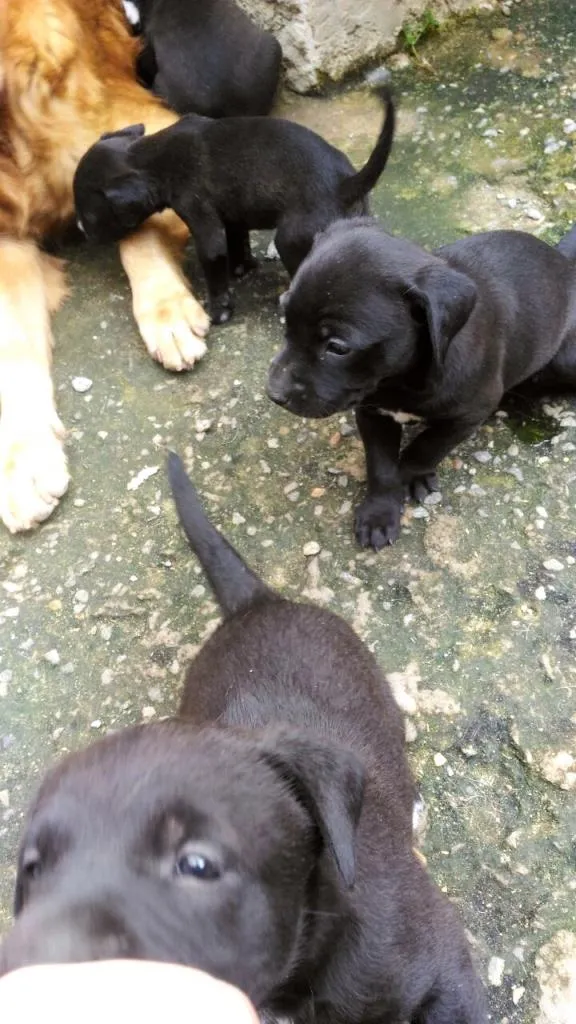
left=268, top=217, right=576, bottom=549
left=1, top=454, right=486, bottom=1024
left=73, top=80, right=395, bottom=323
left=126, top=0, right=282, bottom=118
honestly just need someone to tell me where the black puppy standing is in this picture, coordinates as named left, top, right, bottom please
left=268, top=217, right=576, bottom=549
left=73, top=81, right=395, bottom=323
left=1, top=454, right=486, bottom=1024
left=125, top=0, right=282, bottom=118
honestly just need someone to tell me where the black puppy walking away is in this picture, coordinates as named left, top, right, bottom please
left=268, top=217, right=576, bottom=549
left=128, top=0, right=282, bottom=118
left=1, top=453, right=486, bottom=1024
left=73, top=80, right=395, bottom=323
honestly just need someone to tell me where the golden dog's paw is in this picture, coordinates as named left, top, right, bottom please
left=135, top=287, right=210, bottom=372
left=0, top=415, right=70, bottom=533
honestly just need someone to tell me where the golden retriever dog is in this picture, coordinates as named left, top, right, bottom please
left=0, top=0, right=210, bottom=533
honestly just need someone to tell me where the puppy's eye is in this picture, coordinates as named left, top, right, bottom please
left=326, top=338, right=351, bottom=356
left=22, top=849, right=42, bottom=881
left=175, top=851, right=221, bottom=881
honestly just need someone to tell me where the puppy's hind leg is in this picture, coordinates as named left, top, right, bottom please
left=412, top=967, right=487, bottom=1024
left=0, top=239, right=70, bottom=533
left=274, top=215, right=320, bottom=277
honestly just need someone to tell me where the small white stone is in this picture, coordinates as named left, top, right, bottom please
left=508, top=443, right=519, bottom=456
left=101, top=669, right=113, bottom=686
left=535, top=586, right=547, bottom=601
left=71, top=376, right=93, bottom=393
left=90, top=719, right=102, bottom=729
left=536, top=506, right=548, bottom=518
left=303, top=541, right=321, bottom=557
left=142, top=706, right=156, bottom=720
left=0, top=790, right=9, bottom=809
left=74, top=589, right=89, bottom=604
left=44, top=649, right=60, bottom=666
left=433, top=752, right=447, bottom=767
left=232, top=512, right=246, bottom=525
left=412, top=506, right=429, bottom=518
left=473, top=450, right=491, bottom=463
left=512, top=986, right=525, bottom=1005
left=526, top=208, right=543, bottom=221
left=194, top=418, right=212, bottom=433
left=543, top=559, right=564, bottom=572
left=488, top=956, right=505, bottom=986
left=423, top=491, right=442, bottom=506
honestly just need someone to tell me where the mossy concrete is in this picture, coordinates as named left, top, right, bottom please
left=1, top=1, right=575, bottom=1019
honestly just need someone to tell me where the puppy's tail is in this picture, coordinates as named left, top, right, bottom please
left=338, top=71, right=396, bottom=208
left=168, top=452, right=274, bottom=618
left=555, top=224, right=576, bottom=260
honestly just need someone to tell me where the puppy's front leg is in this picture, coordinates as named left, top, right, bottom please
left=119, top=210, right=210, bottom=372
left=354, top=408, right=403, bottom=550
left=173, top=200, right=233, bottom=324
left=400, top=417, right=483, bottom=500
left=225, top=224, right=258, bottom=278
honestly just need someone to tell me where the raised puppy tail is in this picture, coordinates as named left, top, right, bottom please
left=338, top=70, right=396, bottom=208
left=167, top=452, right=273, bottom=618
left=555, top=224, right=576, bottom=260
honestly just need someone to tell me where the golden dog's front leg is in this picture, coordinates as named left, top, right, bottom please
left=119, top=210, right=210, bottom=372
left=0, top=239, right=70, bottom=533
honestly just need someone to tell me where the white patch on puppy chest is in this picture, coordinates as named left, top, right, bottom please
left=122, top=0, right=141, bottom=26
left=378, top=408, right=423, bottom=424
left=76, top=219, right=86, bottom=235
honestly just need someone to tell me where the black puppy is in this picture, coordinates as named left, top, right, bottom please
left=125, top=0, right=282, bottom=118
left=0, top=454, right=486, bottom=1024
left=267, top=216, right=576, bottom=550
left=73, top=80, right=395, bottom=323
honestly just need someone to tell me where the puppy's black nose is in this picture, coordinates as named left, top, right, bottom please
left=268, top=388, right=289, bottom=407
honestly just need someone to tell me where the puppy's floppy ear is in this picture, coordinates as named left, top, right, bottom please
left=103, top=170, right=153, bottom=229
left=409, top=263, right=477, bottom=369
left=99, top=123, right=146, bottom=143
left=258, top=727, right=365, bottom=888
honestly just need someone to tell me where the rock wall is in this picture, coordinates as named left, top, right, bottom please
left=239, top=0, right=499, bottom=93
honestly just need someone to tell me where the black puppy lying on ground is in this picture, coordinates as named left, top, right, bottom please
left=267, top=217, right=576, bottom=550
left=73, top=79, right=395, bottom=324
left=125, top=0, right=282, bottom=118
left=0, top=453, right=486, bottom=1024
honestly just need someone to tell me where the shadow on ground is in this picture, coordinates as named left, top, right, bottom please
left=1, top=0, right=575, bottom=1020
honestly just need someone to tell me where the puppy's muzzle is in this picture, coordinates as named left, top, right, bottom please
left=266, top=354, right=306, bottom=408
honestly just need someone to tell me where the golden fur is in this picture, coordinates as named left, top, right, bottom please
left=0, top=0, right=209, bottom=532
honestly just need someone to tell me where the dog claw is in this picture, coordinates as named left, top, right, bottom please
left=354, top=493, right=403, bottom=550
left=405, top=471, right=439, bottom=503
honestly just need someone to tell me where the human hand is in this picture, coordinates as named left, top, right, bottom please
left=0, top=959, right=260, bottom=1024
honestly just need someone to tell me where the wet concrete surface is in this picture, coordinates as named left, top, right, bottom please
left=1, top=0, right=575, bottom=1019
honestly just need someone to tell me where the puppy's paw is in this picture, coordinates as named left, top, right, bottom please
left=0, top=411, right=69, bottom=533
left=354, top=492, right=403, bottom=550
left=209, top=293, right=235, bottom=326
left=232, top=256, right=258, bottom=278
left=135, top=287, right=210, bottom=372
left=403, top=469, right=439, bottom=503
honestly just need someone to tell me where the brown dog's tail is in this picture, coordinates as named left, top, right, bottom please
left=556, top=224, right=576, bottom=260
left=338, top=71, right=396, bottom=208
left=168, top=452, right=274, bottom=618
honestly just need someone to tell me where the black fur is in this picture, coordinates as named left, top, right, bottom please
left=267, top=217, right=576, bottom=549
left=73, top=82, right=395, bottom=324
left=130, top=0, right=282, bottom=118
left=0, top=453, right=486, bottom=1024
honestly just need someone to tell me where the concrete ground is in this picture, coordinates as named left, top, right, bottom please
left=1, top=0, right=575, bottom=1019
